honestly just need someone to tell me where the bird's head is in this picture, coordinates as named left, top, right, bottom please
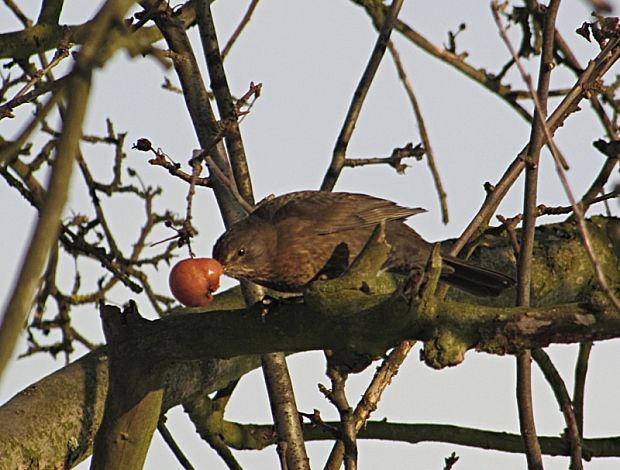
left=212, top=216, right=277, bottom=284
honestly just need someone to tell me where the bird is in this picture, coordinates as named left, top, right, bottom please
left=213, top=191, right=515, bottom=297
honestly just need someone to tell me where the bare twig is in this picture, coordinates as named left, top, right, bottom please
left=349, top=344, right=414, bottom=459
left=343, top=142, right=424, bottom=171
left=450, top=34, right=620, bottom=257
left=76, top=153, right=122, bottom=256
left=321, top=0, right=404, bottom=191
left=234, top=81, right=262, bottom=118
left=496, top=191, right=617, bottom=233
left=157, top=419, right=196, bottom=470
left=496, top=214, right=521, bottom=256
left=532, top=349, right=583, bottom=470
left=10, top=42, right=72, bottom=104
left=5, top=102, right=178, bottom=355
left=0, top=85, right=65, bottom=162
left=516, top=351, right=543, bottom=470
left=509, top=87, right=572, bottom=99
left=536, top=191, right=618, bottom=215
left=384, top=8, right=532, bottom=121
left=443, top=452, right=460, bottom=470
left=388, top=43, right=449, bottom=224
left=493, top=2, right=563, bottom=469
left=135, top=139, right=211, bottom=187
left=546, top=13, right=620, bottom=209
left=3, top=0, right=32, bottom=27
left=547, top=144, right=619, bottom=294
left=324, top=341, right=415, bottom=469
left=199, top=417, right=620, bottom=457
left=183, top=381, right=244, bottom=470
left=573, top=342, right=592, bottom=438
left=221, top=0, right=261, bottom=59
left=323, top=368, right=357, bottom=470
left=580, top=138, right=620, bottom=213
left=545, top=130, right=620, bottom=313
left=197, top=1, right=254, bottom=205
left=183, top=158, right=202, bottom=257
left=202, top=152, right=254, bottom=213
left=0, top=75, right=64, bottom=119
left=492, top=1, right=620, bottom=314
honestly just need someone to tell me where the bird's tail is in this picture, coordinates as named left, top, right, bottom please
left=441, top=255, right=515, bottom=297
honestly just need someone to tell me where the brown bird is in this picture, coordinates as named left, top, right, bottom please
left=213, top=191, right=514, bottom=296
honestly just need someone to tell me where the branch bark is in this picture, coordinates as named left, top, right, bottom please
left=91, top=303, right=164, bottom=470
left=0, top=216, right=617, bottom=467
left=0, top=342, right=260, bottom=469
left=215, top=420, right=620, bottom=458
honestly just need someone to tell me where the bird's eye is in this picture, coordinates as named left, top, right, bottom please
left=237, top=248, right=246, bottom=257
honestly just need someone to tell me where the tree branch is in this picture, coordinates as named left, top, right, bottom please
left=221, top=420, right=620, bottom=458
left=321, top=0, right=404, bottom=191
left=0, top=0, right=135, bottom=381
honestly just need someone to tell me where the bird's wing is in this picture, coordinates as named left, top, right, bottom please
left=315, top=207, right=426, bottom=234
left=354, top=203, right=426, bottom=227
left=254, top=191, right=426, bottom=235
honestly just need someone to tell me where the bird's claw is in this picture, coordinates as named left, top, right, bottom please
left=257, top=293, right=304, bottom=319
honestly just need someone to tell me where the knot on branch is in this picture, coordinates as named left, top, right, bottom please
left=421, top=329, right=469, bottom=369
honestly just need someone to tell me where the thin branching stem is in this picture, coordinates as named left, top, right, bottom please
left=221, top=0, right=260, bottom=59
left=492, top=1, right=562, bottom=468
left=532, top=349, right=583, bottom=470
left=388, top=43, right=449, bottom=224
left=493, top=1, right=620, bottom=314
left=321, top=0, right=404, bottom=191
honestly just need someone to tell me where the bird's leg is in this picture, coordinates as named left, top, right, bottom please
left=401, top=243, right=443, bottom=309
left=257, top=293, right=305, bottom=319
left=399, top=266, right=426, bottom=305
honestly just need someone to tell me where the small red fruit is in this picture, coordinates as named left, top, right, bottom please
left=169, top=258, right=223, bottom=307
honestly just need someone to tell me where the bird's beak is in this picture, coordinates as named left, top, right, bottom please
left=219, top=263, right=236, bottom=278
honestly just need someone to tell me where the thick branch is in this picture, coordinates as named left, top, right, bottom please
left=0, top=346, right=261, bottom=469
left=0, top=3, right=198, bottom=60
left=91, top=303, right=165, bottom=470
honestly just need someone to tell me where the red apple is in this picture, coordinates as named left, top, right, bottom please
left=169, top=258, right=223, bottom=307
